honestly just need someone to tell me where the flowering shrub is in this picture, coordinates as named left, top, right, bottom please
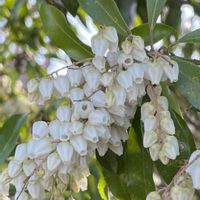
left=1, top=0, right=200, bottom=200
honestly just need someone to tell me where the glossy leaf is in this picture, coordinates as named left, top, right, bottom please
left=156, top=111, right=196, bottom=183
left=61, top=0, right=79, bottom=16
left=131, top=23, right=177, bottom=45
left=40, top=4, right=92, bottom=61
left=0, top=114, right=27, bottom=163
left=178, top=28, right=200, bottom=43
left=78, top=0, right=129, bottom=36
left=147, top=0, right=167, bottom=31
left=173, top=57, right=200, bottom=110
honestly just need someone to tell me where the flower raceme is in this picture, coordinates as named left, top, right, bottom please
left=3, top=26, right=183, bottom=200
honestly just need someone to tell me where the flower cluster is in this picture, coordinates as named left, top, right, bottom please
left=4, top=26, right=180, bottom=199
left=141, top=85, right=179, bottom=164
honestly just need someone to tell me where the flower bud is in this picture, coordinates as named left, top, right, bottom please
left=39, top=78, right=53, bottom=100
left=27, top=181, right=44, bottom=199
left=13, top=173, right=27, bottom=192
left=23, top=160, right=36, bottom=177
left=105, top=90, right=115, bottom=107
left=141, top=102, right=155, bottom=122
left=100, top=72, right=114, bottom=87
left=47, top=152, right=61, bottom=171
left=128, top=63, right=145, bottom=84
left=83, top=125, right=99, bottom=143
left=146, top=191, right=161, bottom=200
left=59, top=122, right=71, bottom=141
left=70, top=88, right=84, bottom=102
left=103, top=26, right=118, bottom=43
left=53, top=75, right=70, bottom=96
left=70, top=121, right=83, bottom=136
left=163, top=136, right=179, bottom=159
left=132, top=35, right=144, bottom=50
left=90, top=90, right=106, bottom=107
left=159, top=150, right=169, bottom=165
left=14, top=144, right=27, bottom=163
left=70, top=136, right=87, bottom=156
left=92, top=56, right=106, bottom=73
left=121, top=39, right=132, bottom=54
left=117, top=70, right=133, bottom=90
left=32, top=121, right=49, bottom=139
left=149, top=143, right=161, bottom=161
left=170, top=185, right=192, bottom=200
left=143, top=131, right=158, bottom=148
left=67, top=67, right=83, bottom=87
left=160, top=117, right=175, bottom=135
left=56, top=105, right=71, bottom=122
left=8, top=160, right=22, bottom=178
left=157, top=96, right=168, bottom=110
left=144, top=115, right=157, bottom=132
left=49, top=120, right=61, bottom=140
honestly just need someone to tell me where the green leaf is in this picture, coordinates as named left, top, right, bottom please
left=147, top=0, right=167, bottom=31
left=178, top=28, right=200, bottom=44
left=0, top=114, right=27, bottom=163
left=40, top=4, right=92, bottom=61
left=156, top=111, right=196, bottom=183
left=161, top=82, right=182, bottom=117
left=61, top=0, right=79, bottom=16
left=78, top=0, right=129, bottom=36
left=173, top=57, right=200, bottom=110
left=131, top=23, right=177, bottom=45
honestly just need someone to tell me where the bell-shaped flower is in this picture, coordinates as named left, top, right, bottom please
left=32, top=121, right=49, bottom=139
left=67, top=67, right=83, bottom=87
left=95, top=125, right=111, bottom=142
left=109, top=142, right=123, bottom=156
left=171, top=60, right=179, bottom=82
left=159, top=150, right=169, bottom=165
left=128, top=63, right=145, bottom=84
left=70, top=121, right=83, bottom=136
left=106, top=51, right=119, bottom=67
left=149, top=143, right=161, bottom=161
left=170, top=186, right=192, bottom=200
left=146, top=191, right=161, bottom=200
left=113, top=87, right=126, bottom=106
left=59, top=122, right=71, bottom=141
left=144, top=115, right=157, bottom=132
left=23, top=160, right=36, bottom=177
left=27, top=79, right=38, bottom=94
left=49, top=120, right=61, bottom=140
left=163, top=136, right=179, bottom=160
left=132, top=35, right=145, bottom=50
left=27, top=138, right=54, bottom=159
left=8, top=160, right=22, bottom=178
left=100, top=72, right=114, bottom=87
left=27, top=181, right=44, bottom=199
left=14, top=144, right=27, bottom=163
left=164, top=61, right=179, bottom=83
left=56, top=105, right=71, bottom=122
left=109, top=126, right=122, bottom=146
left=13, top=173, right=27, bottom=192
left=15, top=191, right=29, bottom=200
left=70, top=88, right=84, bottom=102
left=90, top=90, right=106, bottom=107
left=159, top=110, right=171, bottom=120
left=92, top=56, right=106, bottom=73
left=117, top=70, right=133, bottom=90
left=84, top=68, right=101, bottom=92
left=91, top=32, right=109, bottom=56
left=157, top=96, right=168, bottom=110
left=103, top=26, right=118, bottom=44
left=56, top=142, right=73, bottom=164
left=105, top=89, right=115, bottom=107
left=143, top=131, right=158, bottom=148
left=70, top=135, right=87, bottom=156
left=141, top=102, right=155, bottom=122
left=146, top=61, right=163, bottom=85
left=39, top=78, right=53, bottom=100
left=132, top=49, right=149, bottom=62
left=137, top=82, right=146, bottom=97
left=83, top=83, right=93, bottom=97
left=53, top=75, right=70, bottom=96
left=121, top=39, right=133, bottom=54
left=118, top=53, right=133, bottom=69
left=160, top=117, right=175, bottom=135
left=187, top=167, right=200, bottom=189
left=97, top=141, right=108, bottom=156
left=88, top=109, right=111, bottom=126
left=47, top=152, right=61, bottom=171
left=126, top=84, right=138, bottom=103
left=108, top=105, right=126, bottom=117
left=83, top=125, right=99, bottom=143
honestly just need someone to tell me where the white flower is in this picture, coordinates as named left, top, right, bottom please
left=83, top=125, right=99, bottom=143
left=88, top=109, right=111, bottom=126
left=53, top=75, right=70, bottom=96
left=141, top=102, right=155, bottom=122
left=32, top=121, right=49, bottom=139
left=146, top=191, right=161, bottom=200
left=159, top=150, right=169, bottom=165
left=13, top=173, right=27, bottom=192
left=118, top=53, right=133, bottom=69
left=49, top=120, right=61, bottom=140
left=15, top=191, right=29, bottom=200
left=143, top=131, right=158, bottom=148
left=170, top=186, right=192, bottom=200
left=56, top=105, right=71, bottom=122
left=126, top=84, right=138, bottom=103
left=70, top=121, right=83, bottom=136
left=121, top=39, right=132, bottom=54
left=95, top=125, right=111, bottom=142
left=103, top=26, right=118, bottom=44
left=164, top=60, right=179, bottom=83
left=59, top=122, right=71, bottom=141
left=39, top=78, right=53, bottom=100
left=157, top=96, right=168, bottom=110
left=144, top=115, right=157, bottom=132
left=90, top=90, right=106, bottom=107
left=70, top=135, right=87, bottom=156
left=100, top=72, right=114, bottom=87
left=83, top=83, right=93, bottom=97
left=128, top=63, right=145, bottom=84
left=57, top=142, right=74, bottom=164
left=113, top=87, right=126, bottom=106
left=92, top=56, right=106, bottom=73
left=27, top=181, right=44, bottom=199
left=91, top=32, right=109, bottom=56
left=23, top=160, right=36, bottom=177
left=109, top=126, right=122, bottom=146
left=109, top=142, right=123, bottom=156
left=47, top=152, right=61, bottom=171
left=149, top=143, right=161, bottom=161
left=160, top=117, right=175, bottom=135
left=132, top=35, right=145, bottom=50
left=8, top=160, right=22, bottom=178
left=132, top=48, right=148, bottom=62
left=105, top=89, right=115, bottom=107
left=97, top=141, right=109, bottom=156
left=14, top=144, right=27, bottom=164
left=27, top=79, right=38, bottom=93
left=117, top=70, right=133, bottom=90
left=67, top=67, right=83, bottom=87
left=70, top=88, right=84, bottom=102
left=106, top=51, right=119, bottom=67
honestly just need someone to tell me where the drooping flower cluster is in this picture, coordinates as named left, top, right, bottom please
left=141, top=85, right=179, bottom=164
left=4, top=26, right=180, bottom=199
